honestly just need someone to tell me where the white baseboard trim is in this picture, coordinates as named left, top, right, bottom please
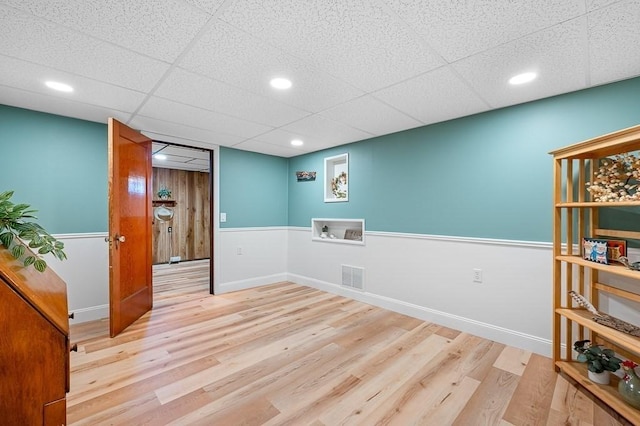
left=288, top=273, right=551, bottom=357
left=217, top=273, right=288, bottom=294
left=69, top=304, right=108, bottom=324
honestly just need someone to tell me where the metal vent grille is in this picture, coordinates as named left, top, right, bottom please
left=342, top=265, right=364, bottom=290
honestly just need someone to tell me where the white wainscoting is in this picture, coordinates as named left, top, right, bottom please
left=287, top=227, right=553, bottom=356
left=50, top=227, right=560, bottom=358
left=216, top=227, right=288, bottom=294
left=48, top=233, right=109, bottom=324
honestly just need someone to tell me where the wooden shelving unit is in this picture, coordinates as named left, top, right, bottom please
left=550, top=124, right=640, bottom=424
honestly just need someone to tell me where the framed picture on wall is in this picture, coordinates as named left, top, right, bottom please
left=324, top=153, right=348, bottom=202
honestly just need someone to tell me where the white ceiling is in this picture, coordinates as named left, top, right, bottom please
left=1, top=0, right=639, bottom=158
left=152, top=142, right=210, bottom=172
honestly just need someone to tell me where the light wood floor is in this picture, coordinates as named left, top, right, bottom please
left=68, top=261, right=629, bottom=425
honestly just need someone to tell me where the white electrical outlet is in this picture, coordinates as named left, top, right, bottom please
left=473, top=268, right=483, bottom=283
left=237, top=247, right=242, bottom=255
left=220, top=212, right=227, bottom=223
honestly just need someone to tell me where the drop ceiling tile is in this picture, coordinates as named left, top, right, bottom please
left=0, top=6, right=169, bottom=91
left=0, top=55, right=146, bottom=112
left=2, top=0, right=210, bottom=62
left=252, top=115, right=373, bottom=150
left=152, top=142, right=169, bottom=153
left=232, top=139, right=309, bottom=158
left=137, top=96, right=273, bottom=139
left=588, top=0, right=640, bottom=85
left=153, top=159, right=208, bottom=172
left=384, top=0, right=586, bottom=62
left=249, top=128, right=331, bottom=151
left=132, top=115, right=245, bottom=147
left=282, top=115, right=374, bottom=147
left=0, top=84, right=131, bottom=124
left=143, top=130, right=223, bottom=151
left=181, top=0, right=227, bottom=15
left=220, top=0, right=444, bottom=91
left=587, top=0, right=623, bottom=11
left=178, top=20, right=364, bottom=112
left=453, top=17, right=588, bottom=109
left=374, top=67, right=490, bottom=126
left=160, top=145, right=211, bottom=161
left=189, top=158, right=210, bottom=166
left=156, top=68, right=310, bottom=127
left=320, top=95, right=423, bottom=135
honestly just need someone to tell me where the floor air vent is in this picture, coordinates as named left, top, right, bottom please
left=342, top=265, right=364, bottom=290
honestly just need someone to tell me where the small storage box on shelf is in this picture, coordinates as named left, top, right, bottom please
left=550, top=124, right=640, bottom=424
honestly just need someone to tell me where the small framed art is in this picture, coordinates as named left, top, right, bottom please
left=606, top=239, right=627, bottom=262
left=582, top=238, right=608, bottom=264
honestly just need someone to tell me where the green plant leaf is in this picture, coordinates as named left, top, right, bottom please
left=0, top=232, right=14, bottom=248
left=11, top=244, right=25, bottom=259
left=0, top=191, right=67, bottom=272
left=33, top=259, right=47, bottom=272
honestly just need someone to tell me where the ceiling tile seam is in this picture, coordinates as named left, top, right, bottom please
left=0, top=4, right=175, bottom=65
left=366, top=0, right=494, bottom=121
left=173, top=65, right=319, bottom=116
left=216, top=20, right=367, bottom=102
left=234, top=139, right=308, bottom=155
left=583, top=8, right=593, bottom=87
left=0, top=82, right=135, bottom=118
left=174, top=0, right=225, bottom=17
left=126, top=0, right=236, bottom=126
left=446, top=12, right=590, bottom=64
left=373, top=0, right=449, bottom=66
left=230, top=110, right=377, bottom=148
left=0, top=52, right=151, bottom=98
left=144, top=130, right=222, bottom=150
left=305, top=91, right=423, bottom=129
left=149, top=87, right=301, bottom=129
left=134, top=112, right=264, bottom=141
left=161, top=66, right=316, bottom=119
left=152, top=145, right=169, bottom=154
left=279, top=111, right=377, bottom=139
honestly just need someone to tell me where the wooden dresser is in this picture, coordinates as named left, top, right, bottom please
left=0, top=246, right=70, bottom=425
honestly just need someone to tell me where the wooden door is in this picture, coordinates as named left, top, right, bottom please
left=108, top=118, right=153, bottom=337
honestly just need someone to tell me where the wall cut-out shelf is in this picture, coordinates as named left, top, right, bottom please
left=311, top=218, right=364, bottom=245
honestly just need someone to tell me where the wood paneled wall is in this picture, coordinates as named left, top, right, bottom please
left=152, top=168, right=210, bottom=264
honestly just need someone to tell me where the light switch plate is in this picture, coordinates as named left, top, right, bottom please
left=220, top=213, right=227, bottom=223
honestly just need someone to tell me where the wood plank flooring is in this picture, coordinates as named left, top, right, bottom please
left=68, top=260, right=630, bottom=425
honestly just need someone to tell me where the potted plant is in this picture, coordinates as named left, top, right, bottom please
left=0, top=190, right=67, bottom=272
left=574, top=339, right=622, bottom=384
left=157, top=186, right=172, bottom=200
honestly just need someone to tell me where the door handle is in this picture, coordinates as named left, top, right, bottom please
left=114, top=233, right=125, bottom=248
left=105, top=234, right=126, bottom=248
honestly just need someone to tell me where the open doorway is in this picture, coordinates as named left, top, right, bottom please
left=150, top=142, right=214, bottom=294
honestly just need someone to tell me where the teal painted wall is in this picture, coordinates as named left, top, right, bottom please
left=288, top=77, right=640, bottom=242
left=0, top=105, right=107, bottom=233
left=2, top=76, right=639, bottom=238
left=219, top=147, right=288, bottom=228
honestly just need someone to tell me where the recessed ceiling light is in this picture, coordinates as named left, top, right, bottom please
left=270, top=77, right=292, bottom=90
left=154, top=154, right=167, bottom=160
left=45, top=81, right=74, bottom=92
left=509, top=72, right=537, bottom=85
left=291, top=139, right=303, bottom=146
